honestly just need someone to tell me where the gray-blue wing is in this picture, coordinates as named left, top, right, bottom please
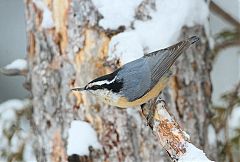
left=146, top=39, right=191, bottom=86
left=118, top=58, right=152, bottom=101
left=118, top=37, right=196, bottom=101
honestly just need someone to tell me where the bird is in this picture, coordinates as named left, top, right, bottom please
left=72, top=36, right=199, bottom=108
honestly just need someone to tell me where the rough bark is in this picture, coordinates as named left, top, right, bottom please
left=24, top=0, right=215, bottom=162
left=141, top=99, right=212, bottom=162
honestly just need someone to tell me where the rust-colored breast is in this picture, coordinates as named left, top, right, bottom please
left=114, top=76, right=170, bottom=108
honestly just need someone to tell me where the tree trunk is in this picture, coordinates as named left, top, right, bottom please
left=24, top=0, right=216, bottom=161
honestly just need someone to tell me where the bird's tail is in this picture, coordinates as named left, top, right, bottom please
left=167, top=36, right=200, bottom=56
left=188, top=36, right=200, bottom=44
left=145, top=36, right=200, bottom=58
left=164, top=36, right=200, bottom=68
left=144, top=36, right=200, bottom=82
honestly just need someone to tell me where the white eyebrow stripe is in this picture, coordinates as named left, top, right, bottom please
left=91, top=76, right=117, bottom=86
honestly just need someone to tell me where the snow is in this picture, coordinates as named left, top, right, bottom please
left=1, top=109, right=16, bottom=121
left=33, top=0, right=54, bottom=29
left=0, top=99, right=29, bottom=131
left=217, top=128, right=225, bottom=143
left=67, top=120, right=101, bottom=155
left=0, top=99, right=36, bottom=161
left=108, top=32, right=144, bottom=64
left=179, top=142, right=214, bottom=162
left=0, top=136, right=8, bottom=151
left=0, top=99, right=26, bottom=111
left=228, top=106, right=240, bottom=138
left=92, top=0, right=142, bottom=29
left=0, top=99, right=27, bottom=120
left=207, top=124, right=217, bottom=145
left=11, top=133, right=21, bottom=153
left=23, top=140, right=37, bottom=162
left=4, top=59, right=27, bottom=71
left=156, top=101, right=172, bottom=121
left=183, top=131, right=190, bottom=141
left=106, top=0, right=209, bottom=64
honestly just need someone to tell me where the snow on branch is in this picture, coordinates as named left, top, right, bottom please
left=0, top=59, right=28, bottom=76
left=141, top=99, right=213, bottom=162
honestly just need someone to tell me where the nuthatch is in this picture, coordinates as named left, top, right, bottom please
left=72, top=36, right=199, bottom=108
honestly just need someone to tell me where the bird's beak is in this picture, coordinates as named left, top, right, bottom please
left=71, top=87, right=85, bottom=91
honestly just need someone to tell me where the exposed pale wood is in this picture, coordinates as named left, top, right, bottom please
left=141, top=99, right=189, bottom=160
left=141, top=99, right=212, bottom=161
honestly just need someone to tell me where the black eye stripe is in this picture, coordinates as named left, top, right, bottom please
left=89, top=85, right=101, bottom=90
left=101, top=80, right=123, bottom=93
left=87, top=68, right=123, bottom=92
left=87, top=80, right=123, bottom=93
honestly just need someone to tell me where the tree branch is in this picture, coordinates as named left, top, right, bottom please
left=213, top=39, right=240, bottom=54
left=0, top=59, right=28, bottom=76
left=0, top=68, right=27, bottom=76
left=141, top=98, right=213, bottom=162
left=209, top=1, right=240, bottom=28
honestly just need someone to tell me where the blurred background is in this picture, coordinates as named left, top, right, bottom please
left=0, top=0, right=239, bottom=162
left=0, top=0, right=27, bottom=102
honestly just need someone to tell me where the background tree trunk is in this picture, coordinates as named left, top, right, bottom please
left=24, top=0, right=216, bottom=161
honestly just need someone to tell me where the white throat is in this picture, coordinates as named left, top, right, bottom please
left=89, top=88, right=121, bottom=105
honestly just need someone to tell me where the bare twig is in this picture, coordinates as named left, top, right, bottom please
left=210, top=1, right=240, bottom=28
left=0, top=59, right=28, bottom=76
left=0, top=68, right=27, bottom=76
left=214, top=39, right=240, bottom=54
left=211, top=29, right=240, bottom=59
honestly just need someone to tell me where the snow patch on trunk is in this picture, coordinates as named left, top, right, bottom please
left=67, top=120, right=101, bottom=156
left=92, top=0, right=142, bottom=29
left=107, top=0, right=209, bottom=64
left=33, top=0, right=54, bottom=29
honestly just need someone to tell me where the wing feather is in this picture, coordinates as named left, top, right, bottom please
left=118, top=58, right=152, bottom=101
left=146, top=39, right=191, bottom=88
left=118, top=37, right=198, bottom=101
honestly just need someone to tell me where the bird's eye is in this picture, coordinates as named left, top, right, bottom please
left=91, top=85, right=98, bottom=90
